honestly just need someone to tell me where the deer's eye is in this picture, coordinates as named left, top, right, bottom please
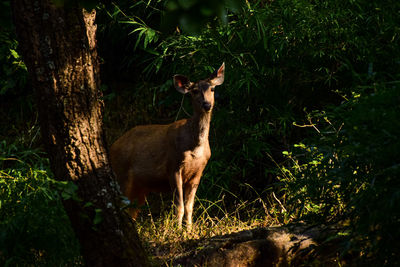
left=199, top=83, right=210, bottom=91
left=211, top=87, right=215, bottom=92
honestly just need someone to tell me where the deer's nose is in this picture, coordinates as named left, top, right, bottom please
left=202, top=102, right=212, bottom=111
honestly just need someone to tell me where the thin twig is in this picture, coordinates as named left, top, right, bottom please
left=272, top=191, right=287, bottom=212
left=175, top=95, right=191, bottom=121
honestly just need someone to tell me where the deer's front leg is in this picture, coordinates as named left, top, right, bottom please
left=184, top=174, right=201, bottom=231
left=173, top=170, right=184, bottom=229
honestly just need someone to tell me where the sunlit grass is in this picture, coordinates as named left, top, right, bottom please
left=135, top=189, right=283, bottom=265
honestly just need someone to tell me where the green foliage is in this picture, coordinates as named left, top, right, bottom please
left=0, top=13, right=33, bottom=145
left=0, top=140, right=47, bottom=170
left=0, top=143, right=81, bottom=266
left=0, top=29, right=27, bottom=95
left=280, top=84, right=400, bottom=263
left=98, top=0, right=400, bottom=264
left=103, top=0, right=399, bottom=196
left=162, top=0, right=244, bottom=34
left=0, top=2, right=26, bottom=94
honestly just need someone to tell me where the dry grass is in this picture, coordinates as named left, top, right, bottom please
left=135, top=192, right=281, bottom=266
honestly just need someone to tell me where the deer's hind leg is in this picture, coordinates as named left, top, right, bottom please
left=123, top=174, right=147, bottom=220
left=127, top=189, right=147, bottom=219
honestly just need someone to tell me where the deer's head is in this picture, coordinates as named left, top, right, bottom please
left=174, top=63, right=225, bottom=113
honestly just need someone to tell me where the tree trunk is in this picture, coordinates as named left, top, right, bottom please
left=11, top=1, right=148, bottom=266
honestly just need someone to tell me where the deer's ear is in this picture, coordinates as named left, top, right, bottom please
left=210, top=62, right=225, bottom=86
left=173, top=75, right=192, bottom=94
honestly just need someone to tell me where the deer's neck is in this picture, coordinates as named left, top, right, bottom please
left=189, top=110, right=212, bottom=145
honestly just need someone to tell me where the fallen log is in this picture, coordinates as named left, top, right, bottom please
left=173, top=224, right=343, bottom=266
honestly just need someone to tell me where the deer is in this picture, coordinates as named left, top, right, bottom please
left=110, top=63, right=225, bottom=229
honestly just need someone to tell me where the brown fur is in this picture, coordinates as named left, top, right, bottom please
left=110, top=63, right=225, bottom=229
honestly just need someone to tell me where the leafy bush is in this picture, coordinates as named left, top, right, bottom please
left=0, top=143, right=81, bottom=266
left=0, top=27, right=27, bottom=96
left=0, top=18, right=34, bottom=145
left=280, top=83, right=400, bottom=264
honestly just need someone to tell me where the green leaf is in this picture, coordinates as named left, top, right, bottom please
left=84, top=201, right=93, bottom=208
left=93, top=208, right=103, bottom=225
left=9, top=49, right=19, bottom=59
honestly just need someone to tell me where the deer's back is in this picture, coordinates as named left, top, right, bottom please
left=110, top=124, right=173, bottom=187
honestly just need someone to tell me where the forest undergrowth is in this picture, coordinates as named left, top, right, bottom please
left=0, top=138, right=280, bottom=266
left=1, top=0, right=400, bottom=265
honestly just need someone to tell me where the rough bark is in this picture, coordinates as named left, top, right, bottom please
left=11, top=1, right=148, bottom=266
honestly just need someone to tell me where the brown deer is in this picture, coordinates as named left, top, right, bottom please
left=110, top=63, right=225, bottom=229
